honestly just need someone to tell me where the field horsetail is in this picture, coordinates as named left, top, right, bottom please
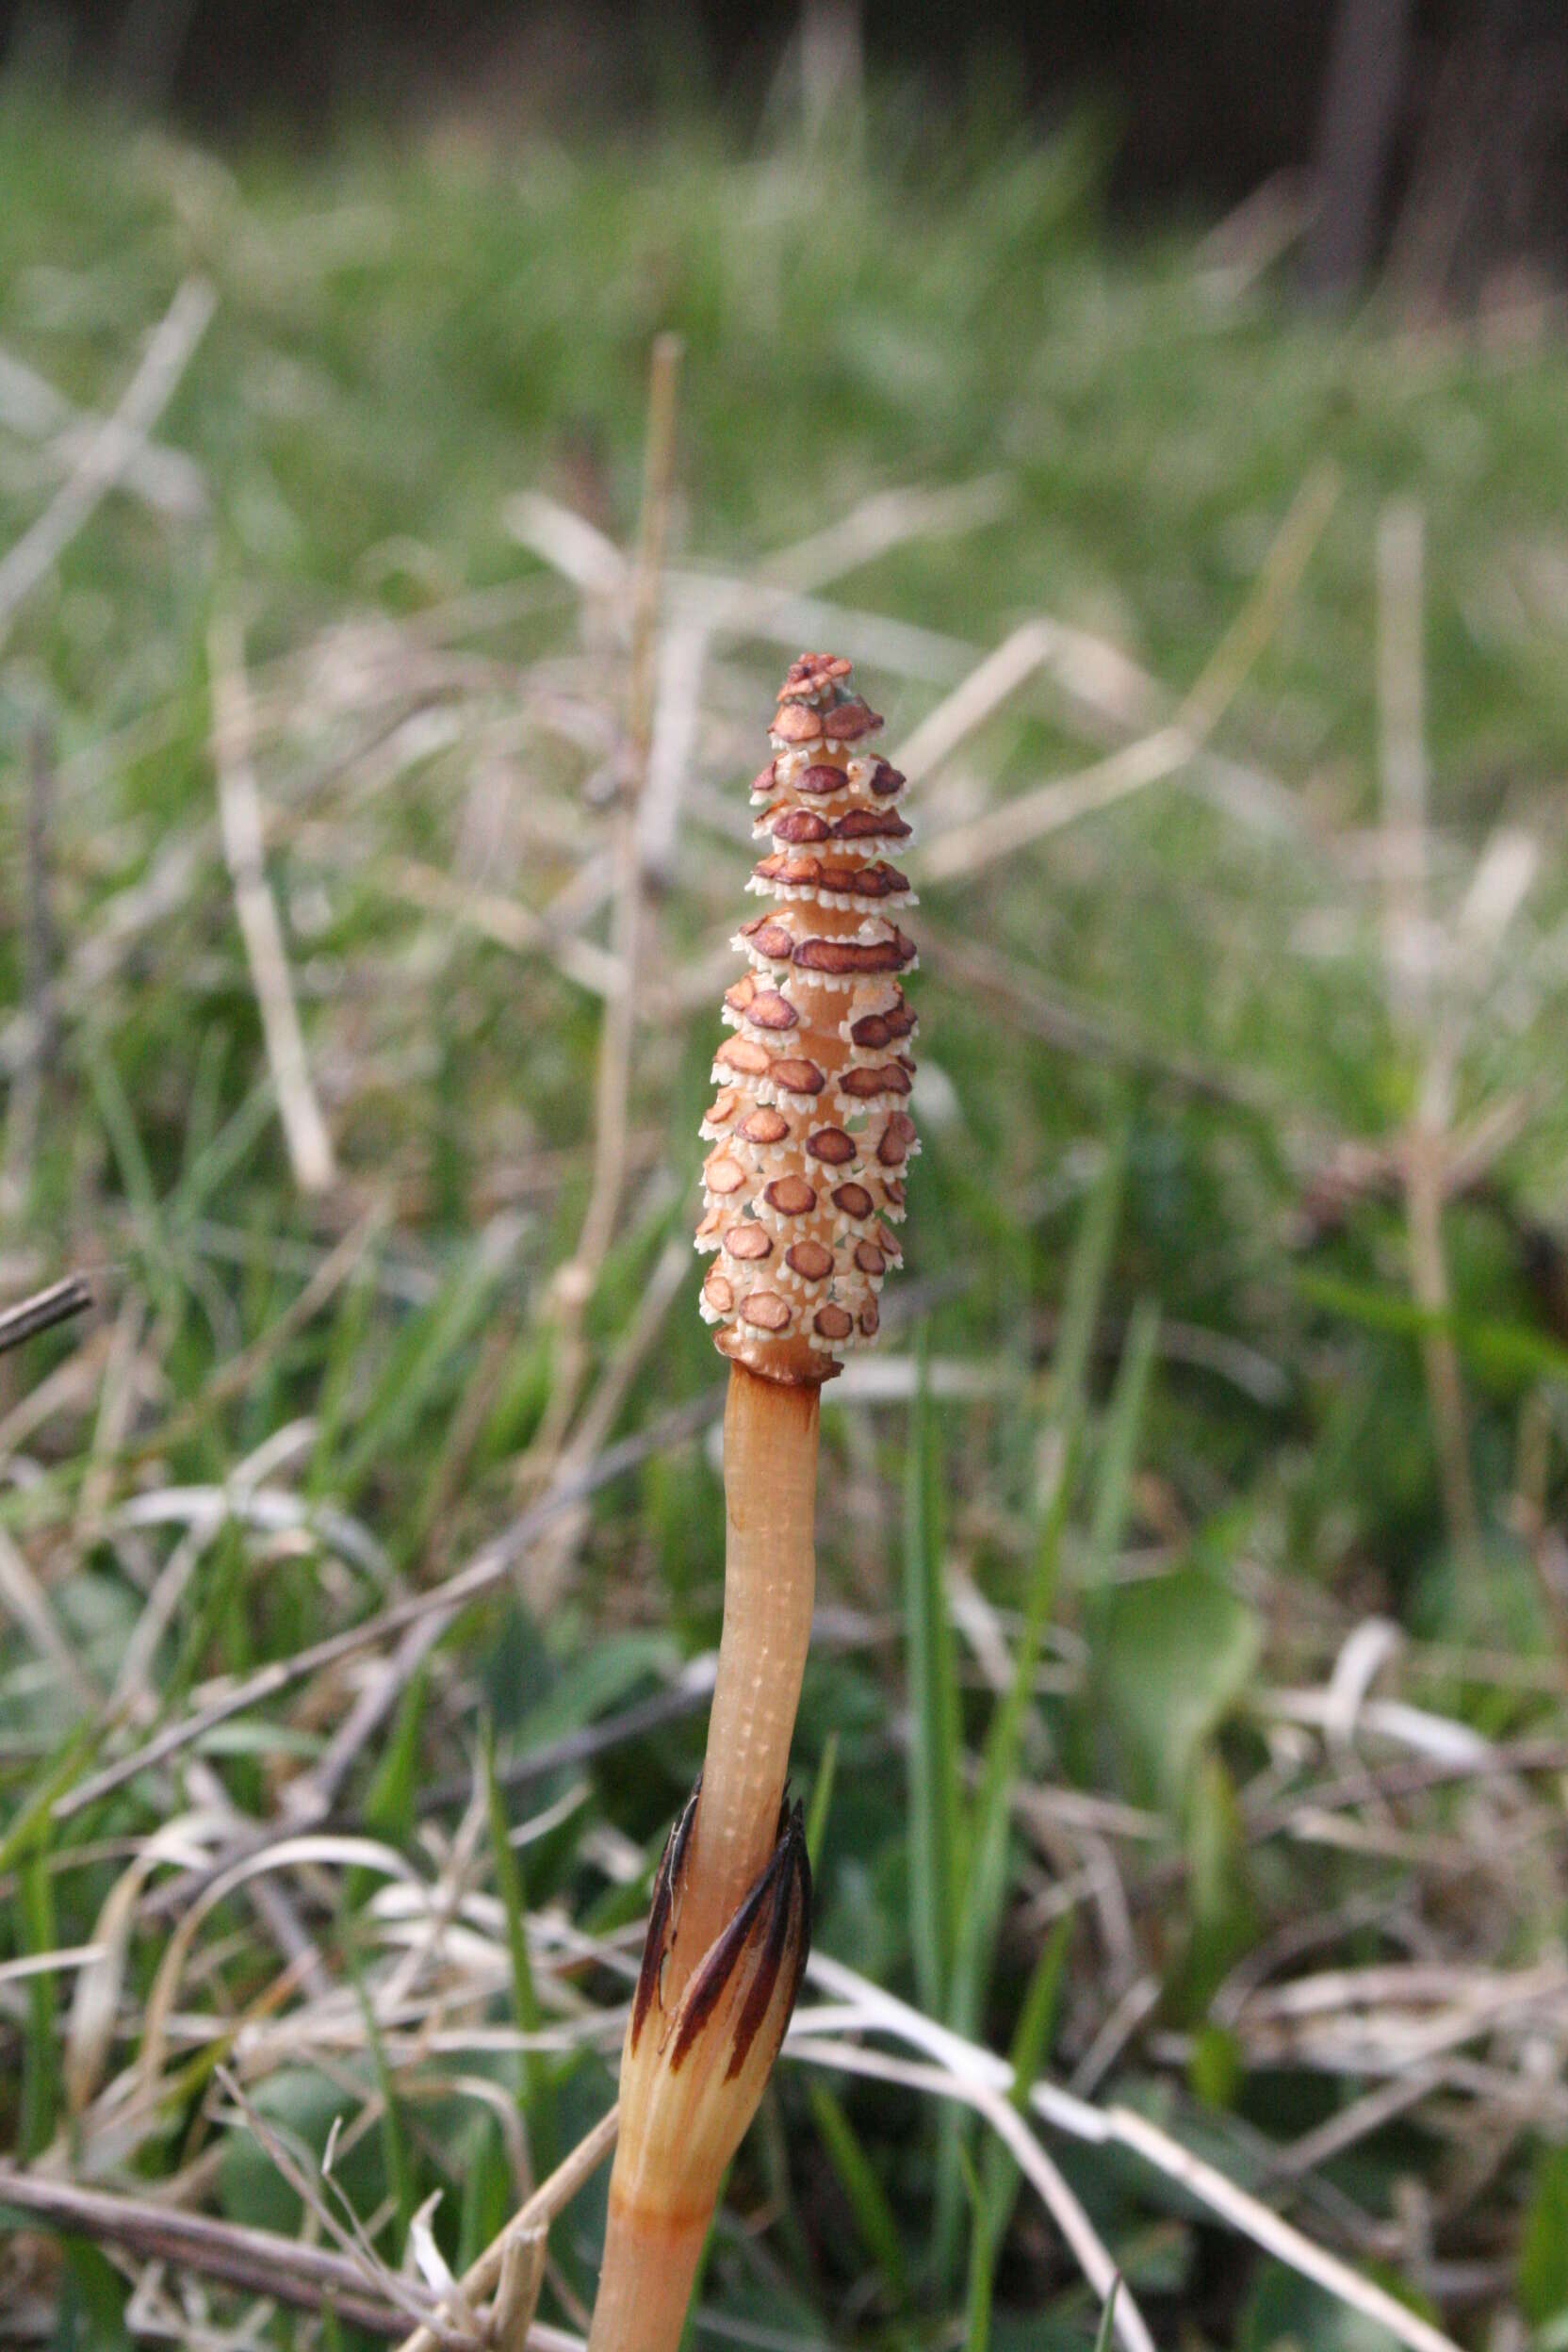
left=589, top=657, right=918, bottom=2347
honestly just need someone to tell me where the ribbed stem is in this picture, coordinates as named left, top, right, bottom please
left=587, top=2197, right=707, bottom=2352
left=670, top=1363, right=818, bottom=1995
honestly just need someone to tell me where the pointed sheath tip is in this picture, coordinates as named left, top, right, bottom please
left=629, top=1777, right=703, bottom=2057
left=612, top=1787, right=813, bottom=2222
left=668, top=1795, right=809, bottom=2077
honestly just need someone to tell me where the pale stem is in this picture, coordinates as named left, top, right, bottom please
left=587, top=2200, right=707, bottom=2352
left=670, top=1362, right=819, bottom=1993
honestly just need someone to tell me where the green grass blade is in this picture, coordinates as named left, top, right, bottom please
left=903, top=1329, right=962, bottom=2020
left=965, top=1919, right=1075, bottom=2351
left=20, top=1843, right=59, bottom=2158
left=344, top=1942, right=416, bottom=2243
left=949, top=1462, right=1074, bottom=2039
left=0, top=1719, right=105, bottom=1874
left=361, top=1666, right=429, bottom=1848
left=1082, top=1295, right=1161, bottom=1592
left=806, top=2081, right=908, bottom=2308
left=937, top=1144, right=1126, bottom=2285
left=482, top=1721, right=558, bottom=2180
left=805, top=1729, right=839, bottom=1878
left=335, top=1234, right=515, bottom=1503
left=1049, top=1113, right=1129, bottom=1441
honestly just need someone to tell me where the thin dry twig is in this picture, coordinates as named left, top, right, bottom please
left=891, top=616, right=1061, bottom=784
left=1375, top=501, right=1478, bottom=1550
left=210, top=613, right=339, bottom=1198
left=384, top=857, right=620, bottom=1000
left=0, top=278, right=214, bottom=653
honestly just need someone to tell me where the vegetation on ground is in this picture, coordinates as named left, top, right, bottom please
left=2, top=72, right=1568, bottom=2352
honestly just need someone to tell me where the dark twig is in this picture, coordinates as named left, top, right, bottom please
left=0, top=1275, right=96, bottom=1358
left=0, top=2166, right=466, bottom=2345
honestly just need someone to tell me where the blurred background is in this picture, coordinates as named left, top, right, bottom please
left=3, top=5, right=1568, bottom=2350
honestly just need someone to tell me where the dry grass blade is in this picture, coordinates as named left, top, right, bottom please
left=891, top=617, right=1060, bottom=783
left=0, top=340, right=206, bottom=517
left=917, top=463, right=1339, bottom=884
left=526, top=332, right=684, bottom=1515
left=0, top=1522, right=99, bottom=1708
left=803, top=1954, right=1465, bottom=2352
left=787, top=2034, right=1154, bottom=2352
left=392, top=2105, right=619, bottom=2352
left=0, top=277, right=214, bottom=651
left=210, top=612, right=339, bottom=1198
left=568, top=332, right=682, bottom=1275
left=52, top=1385, right=726, bottom=1822
left=756, top=472, right=1015, bottom=594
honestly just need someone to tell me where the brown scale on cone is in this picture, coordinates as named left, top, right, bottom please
left=697, top=654, right=918, bottom=1382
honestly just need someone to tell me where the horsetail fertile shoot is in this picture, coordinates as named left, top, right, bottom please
left=590, top=653, right=919, bottom=2346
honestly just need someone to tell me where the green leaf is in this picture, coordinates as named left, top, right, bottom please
left=1521, top=2145, right=1568, bottom=2324
left=1096, top=1567, right=1260, bottom=1807
left=1239, top=2263, right=1407, bottom=2352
